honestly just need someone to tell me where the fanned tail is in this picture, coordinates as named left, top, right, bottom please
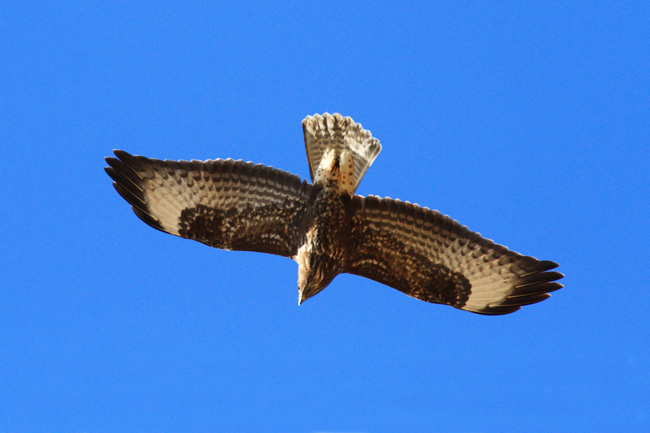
left=302, top=113, right=381, bottom=194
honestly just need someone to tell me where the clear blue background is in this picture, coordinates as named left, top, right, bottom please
left=2, top=1, right=648, bottom=432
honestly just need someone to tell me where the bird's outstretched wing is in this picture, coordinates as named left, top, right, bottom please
left=346, top=195, right=563, bottom=315
left=105, top=150, right=315, bottom=257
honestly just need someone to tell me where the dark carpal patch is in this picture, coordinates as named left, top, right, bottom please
left=179, top=204, right=228, bottom=248
left=419, top=262, right=471, bottom=308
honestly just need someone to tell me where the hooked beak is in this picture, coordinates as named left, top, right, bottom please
left=298, top=288, right=308, bottom=305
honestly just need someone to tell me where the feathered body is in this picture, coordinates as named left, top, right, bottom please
left=295, top=114, right=381, bottom=303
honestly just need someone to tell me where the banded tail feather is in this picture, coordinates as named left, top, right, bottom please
left=302, top=113, right=381, bottom=195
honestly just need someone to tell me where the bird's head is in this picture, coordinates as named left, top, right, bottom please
left=298, top=267, right=334, bottom=305
left=295, top=245, right=337, bottom=305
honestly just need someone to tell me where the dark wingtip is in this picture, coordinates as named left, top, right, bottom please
left=517, top=271, right=565, bottom=287
left=112, top=149, right=134, bottom=160
left=474, top=305, right=522, bottom=316
left=112, top=181, right=147, bottom=214
left=470, top=258, right=564, bottom=315
left=132, top=206, right=166, bottom=233
left=513, top=281, right=564, bottom=297
left=500, top=292, right=552, bottom=307
left=538, top=260, right=560, bottom=270
left=494, top=261, right=564, bottom=314
left=105, top=149, right=167, bottom=234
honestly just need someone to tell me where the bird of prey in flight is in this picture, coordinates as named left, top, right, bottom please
left=105, top=113, right=563, bottom=315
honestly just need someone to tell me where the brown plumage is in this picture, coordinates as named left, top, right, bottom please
left=105, top=113, right=563, bottom=314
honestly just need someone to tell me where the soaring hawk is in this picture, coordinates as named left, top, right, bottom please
left=105, top=113, right=563, bottom=315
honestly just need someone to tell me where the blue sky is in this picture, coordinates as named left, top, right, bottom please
left=2, top=1, right=649, bottom=432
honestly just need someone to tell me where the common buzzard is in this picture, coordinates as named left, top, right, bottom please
left=105, top=113, right=563, bottom=315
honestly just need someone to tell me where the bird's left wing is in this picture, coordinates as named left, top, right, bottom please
left=346, top=195, right=563, bottom=315
left=105, top=150, right=315, bottom=257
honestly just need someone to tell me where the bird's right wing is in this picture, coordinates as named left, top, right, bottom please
left=346, top=195, right=563, bottom=315
left=105, top=150, right=316, bottom=257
